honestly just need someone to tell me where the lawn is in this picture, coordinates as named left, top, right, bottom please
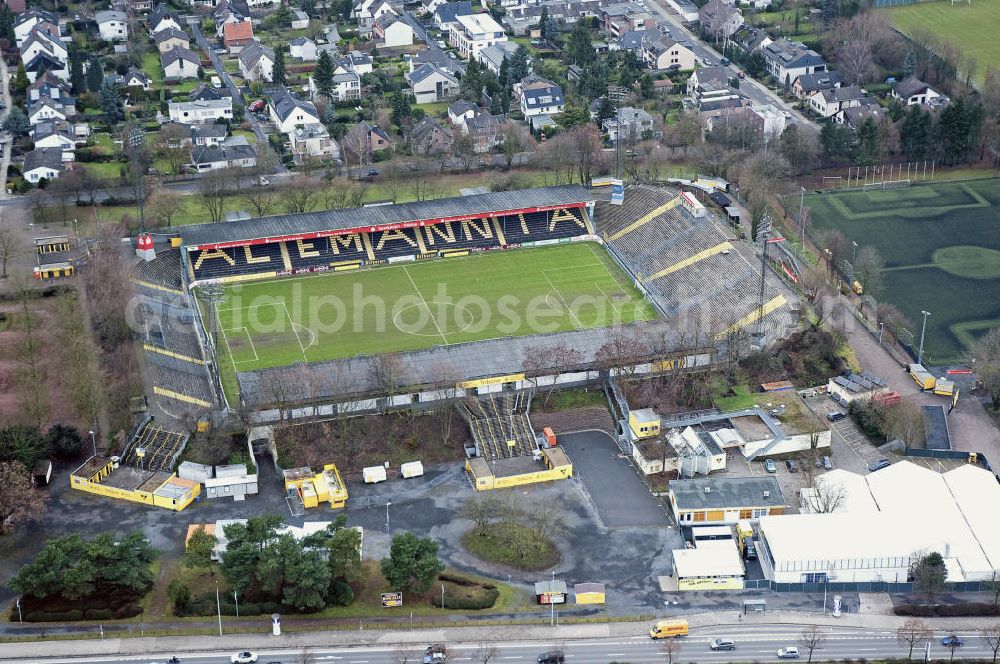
left=882, top=0, right=1000, bottom=86
left=805, top=177, right=1000, bottom=364
left=205, top=243, right=657, bottom=400
left=141, top=51, right=164, bottom=83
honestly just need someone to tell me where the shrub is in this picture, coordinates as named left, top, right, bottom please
left=431, top=588, right=499, bottom=610
left=111, top=603, right=141, bottom=619
left=894, top=603, right=1000, bottom=617
left=167, top=579, right=191, bottom=613
left=84, top=608, right=113, bottom=620
left=330, top=580, right=354, bottom=607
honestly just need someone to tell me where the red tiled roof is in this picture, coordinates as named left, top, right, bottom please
left=5, top=0, right=27, bottom=12
left=223, top=21, right=254, bottom=44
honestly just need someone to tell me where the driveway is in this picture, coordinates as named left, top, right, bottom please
left=558, top=430, right=668, bottom=528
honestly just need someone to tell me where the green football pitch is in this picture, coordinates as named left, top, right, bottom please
left=205, top=242, right=658, bottom=399
left=805, top=177, right=1000, bottom=364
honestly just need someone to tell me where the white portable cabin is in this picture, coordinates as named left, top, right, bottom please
left=363, top=465, right=387, bottom=483
left=401, top=461, right=424, bottom=478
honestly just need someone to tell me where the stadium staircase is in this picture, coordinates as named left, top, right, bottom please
left=119, top=418, right=189, bottom=472
left=457, top=390, right=538, bottom=460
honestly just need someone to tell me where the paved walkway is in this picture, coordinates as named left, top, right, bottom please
left=0, top=56, right=13, bottom=200
left=0, top=609, right=991, bottom=661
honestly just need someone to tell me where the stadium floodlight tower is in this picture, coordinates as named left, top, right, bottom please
left=754, top=212, right=773, bottom=341
left=127, top=126, right=148, bottom=233
left=917, top=310, right=931, bottom=365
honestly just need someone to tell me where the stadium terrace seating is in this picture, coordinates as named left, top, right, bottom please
left=420, top=218, right=503, bottom=252
left=121, top=420, right=188, bottom=473
left=459, top=391, right=536, bottom=459
left=369, top=227, right=424, bottom=259
left=499, top=207, right=589, bottom=244
left=286, top=233, right=369, bottom=270
left=597, top=186, right=674, bottom=238
left=133, top=248, right=184, bottom=291
left=190, top=242, right=284, bottom=281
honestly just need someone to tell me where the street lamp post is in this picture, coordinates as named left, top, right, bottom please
left=385, top=499, right=391, bottom=535
left=234, top=590, right=239, bottom=618
left=878, top=322, right=884, bottom=346
left=918, top=310, right=931, bottom=365
left=798, top=186, right=806, bottom=247
left=215, top=581, right=223, bottom=636
left=88, top=430, right=97, bottom=457
left=851, top=241, right=858, bottom=266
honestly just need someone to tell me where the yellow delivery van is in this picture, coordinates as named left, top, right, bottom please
left=650, top=619, right=689, bottom=639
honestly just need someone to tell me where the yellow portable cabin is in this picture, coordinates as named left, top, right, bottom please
left=933, top=379, right=955, bottom=397
left=852, top=281, right=864, bottom=295
left=908, top=364, right=936, bottom=391
left=628, top=408, right=661, bottom=439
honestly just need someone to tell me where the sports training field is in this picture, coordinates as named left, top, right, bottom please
left=207, top=243, right=657, bottom=398
left=883, top=0, right=999, bottom=86
left=806, top=177, right=1000, bottom=364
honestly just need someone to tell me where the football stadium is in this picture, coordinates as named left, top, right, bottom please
left=131, top=183, right=797, bottom=418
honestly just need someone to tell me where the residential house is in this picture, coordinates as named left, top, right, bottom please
left=14, top=9, right=58, bottom=47
left=792, top=70, right=841, bottom=100
left=669, top=476, right=786, bottom=525
left=730, top=24, right=771, bottom=56
left=698, top=0, right=742, bottom=41
left=337, top=51, right=373, bottom=75
left=601, top=2, right=653, bottom=39
left=373, top=14, right=414, bottom=48
left=190, top=123, right=229, bottom=146
left=128, top=0, right=154, bottom=12
left=354, top=0, right=396, bottom=36
left=23, top=148, right=64, bottom=183
left=503, top=0, right=608, bottom=35
left=31, top=121, right=77, bottom=158
left=449, top=13, right=507, bottom=61
left=321, top=24, right=341, bottom=45
left=290, top=123, right=340, bottom=161
left=269, top=87, right=321, bottom=133
left=643, top=36, right=695, bottom=71
left=405, top=63, right=459, bottom=104
left=191, top=136, right=257, bottom=171
left=602, top=106, right=656, bottom=143
left=161, top=46, right=201, bottom=80
left=20, top=28, right=69, bottom=82
left=190, top=83, right=231, bottom=101
left=448, top=99, right=479, bottom=126
left=28, top=97, right=70, bottom=126
left=168, top=98, right=234, bottom=124
left=289, top=37, right=318, bottom=61
left=519, top=76, right=563, bottom=118
left=223, top=21, right=255, bottom=52
left=834, top=103, right=885, bottom=129
left=433, top=0, right=473, bottom=30
left=762, top=38, right=826, bottom=87
left=115, top=67, right=152, bottom=89
left=149, top=4, right=183, bottom=34
left=464, top=111, right=505, bottom=153
left=238, top=42, right=275, bottom=82
left=247, top=0, right=277, bottom=8
left=808, top=85, right=867, bottom=118
left=478, top=41, right=518, bottom=77
left=617, top=28, right=654, bottom=53
left=154, top=27, right=190, bottom=53
left=410, top=117, right=453, bottom=155
left=291, top=9, right=310, bottom=29
left=686, top=66, right=733, bottom=98
left=343, top=120, right=393, bottom=162
left=752, top=104, right=786, bottom=140
left=308, top=70, right=362, bottom=101
left=213, top=0, right=250, bottom=37
left=96, top=10, right=128, bottom=41
left=420, top=0, right=448, bottom=15
left=891, top=77, right=945, bottom=107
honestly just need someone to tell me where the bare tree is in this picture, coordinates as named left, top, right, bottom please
left=897, top=618, right=933, bottom=661
left=973, top=327, right=1000, bottom=410
left=595, top=327, right=648, bottom=380
left=883, top=398, right=926, bottom=446
left=854, top=246, right=885, bottom=308
left=500, top=123, right=534, bottom=169
left=464, top=493, right=498, bottom=537
left=199, top=168, right=230, bottom=222
left=475, top=642, right=499, bottom=664
left=660, top=638, right=681, bottom=664
left=262, top=372, right=293, bottom=421
left=367, top=353, right=405, bottom=412
left=569, top=124, right=602, bottom=184
left=0, top=461, right=48, bottom=534
left=378, top=162, right=404, bottom=203
left=0, top=217, right=24, bottom=278
left=157, top=122, right=191, bottom=175
left=983, top=623, right=1000, bottom=664
left=798, top=625, right=826, bottom=664
left=392, top=645, right=418, bottom=664
left=243, top=183, right=279, bottom=218
left=452, top=129, right=477, bottom=172
left=944, top=636, right=962, bottom=662
left=280, top=176, right=321, bottom=214
left=147, top=190, right=186, bottom=228
left=803, top=475, right=847, bottom=514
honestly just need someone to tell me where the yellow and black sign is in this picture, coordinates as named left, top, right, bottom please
left=381, top=592, right=403, bottom=608
left=457, top=373, right=526, bottom=390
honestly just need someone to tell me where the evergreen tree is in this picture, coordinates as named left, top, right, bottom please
left=389, top=91, right=412, bottom=128
left=538, top=7, right=550, bottom=39
left=87, top=57, right=104, bottom=93
left=314, top=50, right=334, bottom=98
left=11, top=64, right=28, bottom=96
left=567, top=22, right=592, bottom=65
left=498, top=55, right=509, bottom=88
left=639, top=74, right=655, bottom=99
left=459, top=58, right=483, bottom=101
left=508, top=46, right=530, bottom=83
left=272, top=47, right=287, bottom=85
left=0, top=3, right=14, bottom=42
left=69, top=48, right=86, bottom=95
left=100, top=79, right=124, bottom=124
left=3, top=107, right=30, bottom=137
left=820, top=122, right=854, bottom=161
left=938, top=98, right=973, bottom=165
left=900, top=105, right=931, bottom=161
left=322, top=100, right=338, bottom=126
left=902, top=50, right=917, bottom=78
left=595, top=96, right=616, bottom=127
left=854, top=117, right=880, bottom=166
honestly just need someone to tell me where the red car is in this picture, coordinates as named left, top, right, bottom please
left=248, top=99, right=266, bottom=113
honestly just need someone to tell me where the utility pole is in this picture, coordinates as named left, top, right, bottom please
left=215, top=581, right=223, bottom=636
left=917, top=310, right=931, bottom=365
left=798, top=186, right=806, bottom=247
left=851, top=240, right=858, bottom=267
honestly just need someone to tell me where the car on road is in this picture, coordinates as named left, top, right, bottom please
left=231, top=653, right=258, bottom=664
left=720, top=57, right=730, bottom=65
left=764, top=458, right=776, bottom=473
left=744, top=541, right=757, bottom=560
left=213, top=46, right=227, bottom=54
left=785, top=459, right=798, bottom=473
left=537, top=650, right=565, bottom=664
left=711, top=638, right=736, bottom=651
left=448, top=51, right=457, bottom=59
left=826, top=411, right=846, bottom=422
left=738, top=70, right=746, bottom=78
left=437, top=40, right=446, bottom=48
left=823, top=456, right=833, bottom=470
left=941, top=635, right=965, bottom=648
left=777, top=647, right=800, bottom=659
left=701, top=57, right=714, bottom=66
left=868, top=458, right=891, bottom=472
left=424, top=644, right=447, bottom=663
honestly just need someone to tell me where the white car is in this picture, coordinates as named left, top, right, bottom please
left=777, top=647, right=800, bottom=659
left=231, top=653, right=258, bottom=664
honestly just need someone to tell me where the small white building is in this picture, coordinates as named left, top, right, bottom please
left=808, top=85, right=867, bottom=118
left=96, top=10, right=128, bottom=41
left=406, top=63, right=459, bottom=104
left=168, top=98, right=234, bottom=124
left=449, top=12, right=507, bottom=61
left=238, top=42, right=275, bottom=82
left=373, top=14, right=414, bottom=48
left=891, top=77, right=945, bottom=107
left=519, top=76, right=563, bottom=118
left=289, top=37, right=318, bottom=61
left=23, top=147, right=64, bottom=183
left=161, top=46, right=201, bottom=80
left=269, top=87, right=321, bottom=133
left=291, top=8, right=310, bottom=29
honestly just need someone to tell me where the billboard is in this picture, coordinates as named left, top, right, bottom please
left=380, top=592, right=403, bottom=608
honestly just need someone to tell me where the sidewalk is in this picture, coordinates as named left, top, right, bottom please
left=0, top=609, right=988, bottom=661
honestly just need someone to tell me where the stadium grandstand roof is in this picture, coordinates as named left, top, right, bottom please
left=178, top=185, right=597, bottom=249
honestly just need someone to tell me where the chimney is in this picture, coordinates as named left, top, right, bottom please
left=704, top=486, right=711, bottom=493
left=763, top=490, right=770, bottom=498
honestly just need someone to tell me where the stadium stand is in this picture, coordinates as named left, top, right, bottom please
left=498, top=207, right=590, bottom=244
left=190, top=242, right=284, bottom=281
left=284, top=233, right=369, bottom=270
left=458, top=391, right=537, bottom=459
left=120, top=419, right=189, bottom=473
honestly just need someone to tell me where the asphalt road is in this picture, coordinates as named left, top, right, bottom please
left=14, top=625, right=997, bottom=664
left=640, top=0, right=811, bottom=127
